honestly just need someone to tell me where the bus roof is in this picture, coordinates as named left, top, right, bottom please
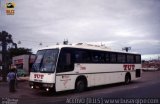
left=39, top=43, right=140, bottom=55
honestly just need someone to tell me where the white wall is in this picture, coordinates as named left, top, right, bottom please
left=12, top=55, right=29, bottom=73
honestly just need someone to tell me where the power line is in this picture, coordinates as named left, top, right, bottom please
left=13, top=38, right=58, bottom=44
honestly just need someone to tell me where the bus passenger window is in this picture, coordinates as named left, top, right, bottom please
left=135, top=55, right=141, bottom=63
left=74, top=51, right=83, bottom=63
left=117, top=54, right=126, bottom=63
left=66, top=53, right=71, bottom=65
left=105, top=53, right=110, bottom=63
left=110, top=53, right=117, bottom=63
left=91, top=52, right=105, bottom=63
left=127, top=55, right=134, bottom=63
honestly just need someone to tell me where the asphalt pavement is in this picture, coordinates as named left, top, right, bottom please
left=0, top=71, right=160, bottom=104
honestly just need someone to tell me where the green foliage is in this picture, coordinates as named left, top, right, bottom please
left=9, top=47, right=32, bottom=58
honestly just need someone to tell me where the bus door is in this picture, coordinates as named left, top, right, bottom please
left=55, top=48, right=75, bottom=91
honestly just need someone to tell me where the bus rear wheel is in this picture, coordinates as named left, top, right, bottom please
left=125, top=74, right=131, bottom=84
left=75, top=80, right=86, bottom=92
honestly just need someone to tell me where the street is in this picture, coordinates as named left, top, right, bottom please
left=1, top=71, right=160, bottom=104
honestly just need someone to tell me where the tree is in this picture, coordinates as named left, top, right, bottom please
left=8, top=47, right=32, bottom=58
left=0, top=31, right=33, bottom=81
left=0, top=31, right=17, bottom=81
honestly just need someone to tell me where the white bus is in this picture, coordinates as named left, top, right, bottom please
left=29, top=43, right=141, bottom=92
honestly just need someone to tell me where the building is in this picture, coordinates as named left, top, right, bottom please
left=12, top=54, right=36, bottom=74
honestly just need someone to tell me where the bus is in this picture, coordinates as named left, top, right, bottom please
left=29, top=43, right=141, bottom=92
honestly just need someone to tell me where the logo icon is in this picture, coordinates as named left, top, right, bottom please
left=6, top=2, right=15, bottom=8
left=6, top=2, right=15, bottom=15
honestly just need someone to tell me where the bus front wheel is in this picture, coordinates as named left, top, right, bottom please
left=75, top=80, right=86, bottom=92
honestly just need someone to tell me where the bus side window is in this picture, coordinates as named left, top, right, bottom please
left=91, top=52, right=105, bottom=63
left=57, top=49, right=74, bottom=73
left=110, top=53, right=117, bottom=63
left=74, top=51, right=83, bottom=63
left=135, top=55, right=141, bottom=63
left=105, top=53, right=110, bottom=63
left=127, top=55, right=134, bottom=63
left=117, top=54, right=126, bottom=63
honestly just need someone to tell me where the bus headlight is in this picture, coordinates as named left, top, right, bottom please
left=31, top=86, right=34, bottom=89
left=46, top=88, right=49, bottom=91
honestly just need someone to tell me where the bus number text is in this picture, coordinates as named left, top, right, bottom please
left=34, top=74, right=44, bottom=79
left=123, top=64, right=135, bottom=70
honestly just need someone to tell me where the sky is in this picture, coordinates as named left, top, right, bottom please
left=0, top=0, right=160, bottom=60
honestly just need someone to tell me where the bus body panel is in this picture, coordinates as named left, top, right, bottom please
left=55, top=74, right=77, bottom=92
left=75, top=64, right=141, bottom=73
left=30, top=72, right=55, bottom=83
left=54, top=63, right=141, bottom=92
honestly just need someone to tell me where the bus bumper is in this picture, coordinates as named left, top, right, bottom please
left=29, top=81, right=55, bottom=92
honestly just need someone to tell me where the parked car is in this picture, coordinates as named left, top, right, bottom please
left=17, top=69, right=27, bottom=77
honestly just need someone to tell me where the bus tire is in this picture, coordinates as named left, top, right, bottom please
left=125, top=73, right=131, bottom=84
left=75, top=79, right=86, bottom=92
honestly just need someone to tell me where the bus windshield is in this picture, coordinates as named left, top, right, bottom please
left=31, top=49, right=59, bottom=73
